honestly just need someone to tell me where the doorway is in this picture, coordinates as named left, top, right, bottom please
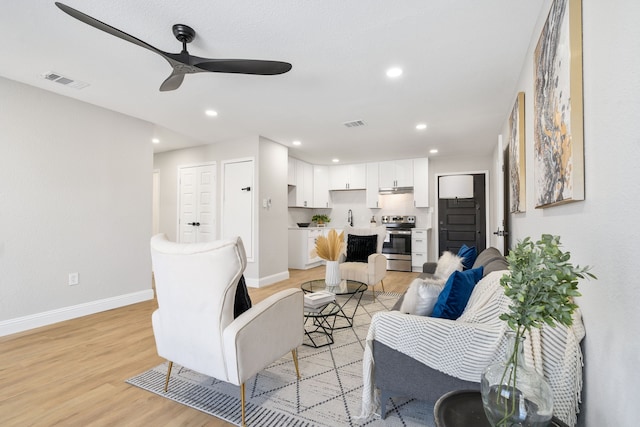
left=177, top=163, right=216, bottom=243
left=437, top=173, right=487, bottom=256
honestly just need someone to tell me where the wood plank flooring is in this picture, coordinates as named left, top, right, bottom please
left=0, top=267, right=417, bottom=426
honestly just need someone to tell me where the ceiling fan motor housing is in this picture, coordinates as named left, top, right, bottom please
left=172, top=24, right=195, bottom=43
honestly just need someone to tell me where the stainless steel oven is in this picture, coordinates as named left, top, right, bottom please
left=381, top=215, right=415, bottom=272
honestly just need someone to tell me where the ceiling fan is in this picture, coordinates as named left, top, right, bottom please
left=54, top=2, right=292, bottom=91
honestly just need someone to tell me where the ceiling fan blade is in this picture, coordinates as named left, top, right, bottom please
left=159, top=72, right=185, bottom=92
left=55, top=2, right=168, bottom=58
left=195, top=59, right=292, bottom=75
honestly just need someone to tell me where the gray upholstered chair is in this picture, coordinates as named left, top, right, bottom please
left=150, top=234, right=303, bottom=427
left=339, top=225, right=387, bottom=299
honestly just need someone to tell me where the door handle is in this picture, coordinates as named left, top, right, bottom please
left=241, top=186, right=251, bottom=191
left=187, top=222, right=201, bottom=226
left=493, top=230, right=508, bottom=236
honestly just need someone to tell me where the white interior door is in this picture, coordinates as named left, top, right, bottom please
left=222, top=160, right=254, bottom=260
left=178, top=163, right=216, bottom=243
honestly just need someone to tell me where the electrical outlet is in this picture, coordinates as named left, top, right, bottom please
left=68, top=272, right=79, bottom=286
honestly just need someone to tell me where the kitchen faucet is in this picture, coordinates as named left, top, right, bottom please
left=347, top=209, right=353, bottom=226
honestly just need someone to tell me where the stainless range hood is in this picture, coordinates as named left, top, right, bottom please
left=378, top=186, right=413, bottom=195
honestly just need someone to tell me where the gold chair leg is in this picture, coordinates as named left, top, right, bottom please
left=292, top=349, right=300, bottom=379
left=164, top=361, right=173, bottom=392
left=380, top=279, right=385, bottom=292
left=241, top=383, right=246, bottom=427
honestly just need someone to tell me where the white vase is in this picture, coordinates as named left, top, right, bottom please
left=325, top=260, right=341, bottom=286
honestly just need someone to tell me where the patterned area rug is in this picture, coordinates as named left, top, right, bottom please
left=127, top=292, right=436, bottom=426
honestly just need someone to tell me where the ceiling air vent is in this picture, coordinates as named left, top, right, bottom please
left=343, top=120, right=365, bottom=128
left=41, top=71, right=90, bottom=89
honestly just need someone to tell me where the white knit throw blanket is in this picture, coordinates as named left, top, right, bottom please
left=358, top=270, right=585, bottom=426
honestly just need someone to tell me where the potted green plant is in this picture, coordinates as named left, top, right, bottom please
left=312, top=214, right=330, bottom=226
left=481, top=234, right=595, bottom=426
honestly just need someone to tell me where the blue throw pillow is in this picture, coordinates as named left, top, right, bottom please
left=457, top=244, right=478, bottom=270
left=431, top=266, right=484, bottom=320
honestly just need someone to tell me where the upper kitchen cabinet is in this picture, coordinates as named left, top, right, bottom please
left=288, top=158, right=314, bottom=207
left=313, top=165, right=331, bottom=208
left=379, top=159, right=414, bottom=189
left=366, top=162, right=382, bottom=208
left=287, top=157, right=297, bottom=186
left=413, top=157, right=429, bottom=207
left=329, top=163, right=366, bottom=190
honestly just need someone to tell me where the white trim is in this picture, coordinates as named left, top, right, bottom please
left=434, top=170, right=490, bottom=257
left=0, top=289, right=155, bottom=337
left=244, top=270, right=290, bottom=288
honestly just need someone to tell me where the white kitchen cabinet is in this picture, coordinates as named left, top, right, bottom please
left=329, top=163, right=366, bottom=190
left=288, top=228, right=343, bottom=269
left=288, top=158, right=314, bottom=207
left=366, top=162, right=382, bottom=208
left=413, top=157, right=429, bottom=207
left=288, top=228, right=323, bottom=269
left=411, top=228, right=429, bottom=272
left=379, top=159, right=414, bottom=188
left=287, top=157, right=296, bottom=186
left=313, top=165, right=331, bottom=208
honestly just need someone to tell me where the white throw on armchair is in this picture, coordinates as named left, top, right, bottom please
left=150, top=234, right=304, bottom=427
left=339, top=225, right=388, bottom=299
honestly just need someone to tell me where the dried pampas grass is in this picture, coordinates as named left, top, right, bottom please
left=311, top=229, right=345, bottom=261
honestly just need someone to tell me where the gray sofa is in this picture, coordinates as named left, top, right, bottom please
left=375, top=247, right=508, bottom=418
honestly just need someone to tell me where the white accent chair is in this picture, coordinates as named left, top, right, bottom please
left=150, top=234, right=304, bottom=427
left=339, top=225, right=388, bottom=299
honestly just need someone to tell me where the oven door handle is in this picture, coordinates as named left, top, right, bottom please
left=387, top=230, right=412, bottom=235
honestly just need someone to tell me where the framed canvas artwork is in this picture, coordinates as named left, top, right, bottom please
left=509, top=92, right=526, bottom=213
left=533, top=0, right=584, bottom=208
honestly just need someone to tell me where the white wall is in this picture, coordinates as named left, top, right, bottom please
left=504, top=1, right=640, bottom=425
left=0, top=77, right=154, bottom=335
left=258, top=138, right=289, bottom=280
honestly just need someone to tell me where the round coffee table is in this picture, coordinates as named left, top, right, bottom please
left=300, top=279, right=367, bottom=329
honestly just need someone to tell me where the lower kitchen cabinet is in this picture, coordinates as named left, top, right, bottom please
left=411, top=228, right=429, bottom=272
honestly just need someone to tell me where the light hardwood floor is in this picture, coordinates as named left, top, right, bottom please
left=0, top=267, right=418, bottom=426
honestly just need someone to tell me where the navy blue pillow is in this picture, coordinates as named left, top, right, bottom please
left=457, top=244, right=478, bottom=270
left=431, top=266, right=484, bottom=320
left=345, top=234, right=378, bottom=263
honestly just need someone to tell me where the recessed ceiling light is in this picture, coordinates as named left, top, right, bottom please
left=416, top=123, right=427, bottom=130
left=292, top=140, right=301, bottom=146
left=332, top=158, right=340, bottom=163
left=205, top=110, right=218, bottom=117
left=152, top=138, right=160, bottom=144
left=430, top=149, right=438, bottom=154
left=386, top=67, right=403, bottom=78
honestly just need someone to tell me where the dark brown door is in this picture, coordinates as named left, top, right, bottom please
left=438, top=174, right=486, bottom=256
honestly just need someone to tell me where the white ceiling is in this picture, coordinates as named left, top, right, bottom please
left=0, top=0, right=549, bottom=164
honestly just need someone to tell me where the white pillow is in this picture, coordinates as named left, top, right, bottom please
left=434, top=251, right=463, bottom=280
left=415, top=280, right=444, bottom=316
left=400, top=278, right=445, bottom=316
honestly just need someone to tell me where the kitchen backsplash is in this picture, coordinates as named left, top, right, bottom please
left=288, top=190, right=432, bottom=229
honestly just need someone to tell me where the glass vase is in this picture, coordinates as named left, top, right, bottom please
left=325, top=260, right=341, bottom=286
left=481, top=330, right=554, bottom=427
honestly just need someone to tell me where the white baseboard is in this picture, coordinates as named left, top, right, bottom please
left=245, top=270, right=290, bottom=288
left=0, top=289, right=155, bottom=337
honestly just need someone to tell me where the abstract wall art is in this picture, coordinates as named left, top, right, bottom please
left=533, top=0, right=584, bottom=208
left=509, top=92, right=526, bottom=213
